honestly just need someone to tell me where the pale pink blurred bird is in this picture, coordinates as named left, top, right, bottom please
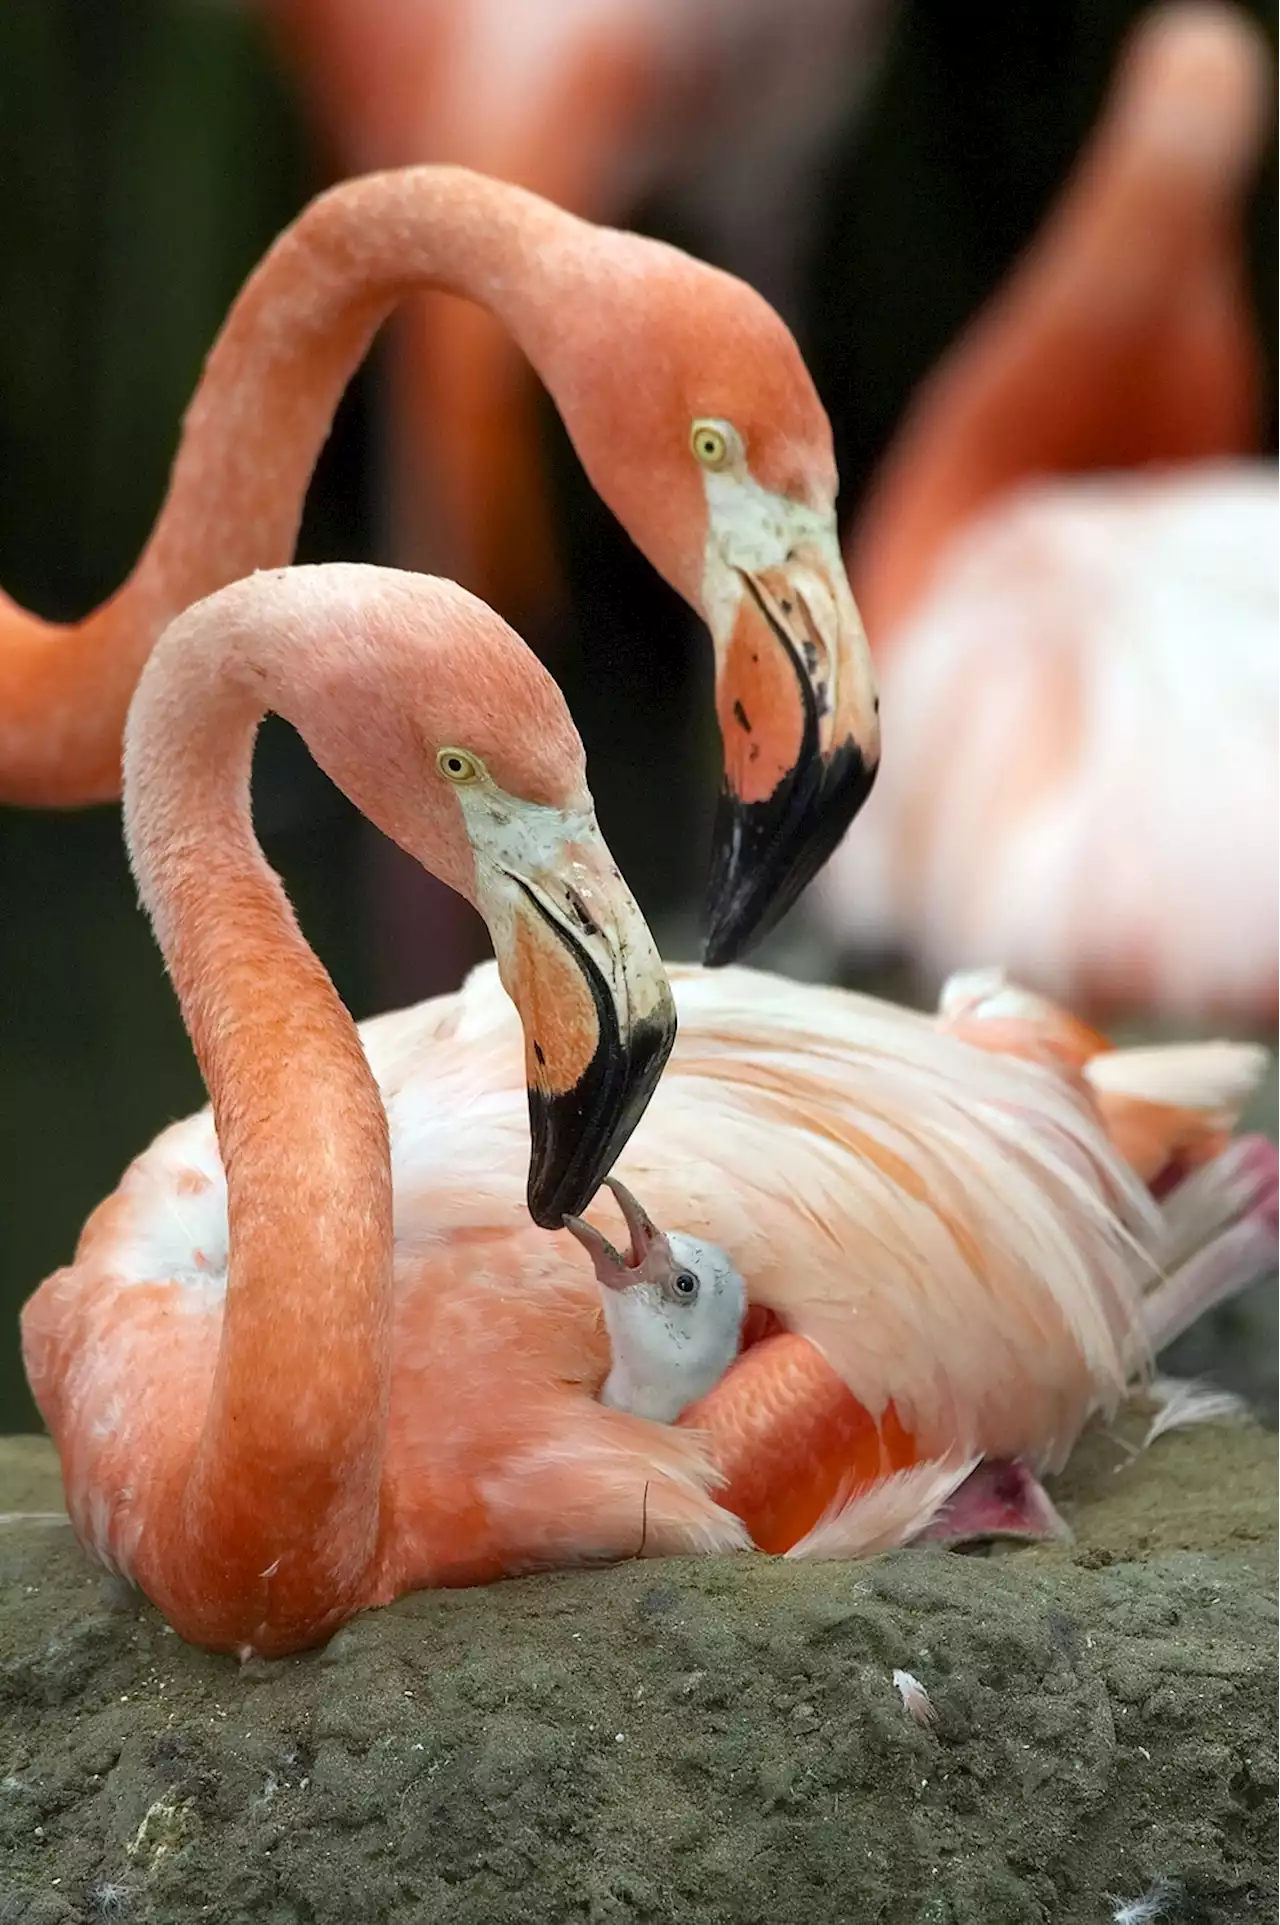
left=23, top=564, right=1275, bottom=1655
left=815, top=3, right=1279, bottom=1025
left=261, top=0, right=897, bottom=625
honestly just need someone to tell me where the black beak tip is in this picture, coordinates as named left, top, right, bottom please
left=524, top=1006, right=676, bottom=1230
left=702, top=740, right=877, bottom=968
left=525, top=1157, right=569, bottom=1231
left=700, top=920, right=740, bottom=971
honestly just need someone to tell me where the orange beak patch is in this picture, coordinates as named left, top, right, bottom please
left=495, top=871, right=676, bottom=1229
left=508, top=903, right=601, bottom=1101
left=704, top=564, right=877, bottom=966
left=715, top=593, right=807, bottom=806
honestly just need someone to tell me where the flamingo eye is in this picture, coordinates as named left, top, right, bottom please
left=670, top=1270, right=699, bottom=1301
left=690, top=421, right=731, bottom=469
left=437, top=747, right=484, bottom=784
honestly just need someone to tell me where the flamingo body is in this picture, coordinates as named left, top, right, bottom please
left=822, top=3, right=1278, bottom=1021
left=821, top=463, right=1280, bottom=1017
left=25, top=1094, right=748, bottom=1608
left=28, top=955, right=1269, bottom=1646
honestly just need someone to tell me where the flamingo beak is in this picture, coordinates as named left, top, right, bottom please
left=563, top=1177, right=667, bottom=1287
left=492, top=825, right=677, bottom=1230
left=703, top=539, right=879, bottom=965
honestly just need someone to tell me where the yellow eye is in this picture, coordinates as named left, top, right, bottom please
left=436, top=747, right=483, bottom=784
left=690, top=421, right=730, bottom=469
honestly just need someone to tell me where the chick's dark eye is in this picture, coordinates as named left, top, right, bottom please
left=673, top=1271, right=698, bottom=1297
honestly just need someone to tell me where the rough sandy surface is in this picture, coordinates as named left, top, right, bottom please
left=0, top=1414, right=1275, bottom=1925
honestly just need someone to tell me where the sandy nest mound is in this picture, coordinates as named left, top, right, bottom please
left=0, top=1408, right=1275, bottom=1925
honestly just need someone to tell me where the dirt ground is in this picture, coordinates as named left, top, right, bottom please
left=3, top=947, right=1272, bottom=1925
left=0, top=1408, right=1275, bottom=1925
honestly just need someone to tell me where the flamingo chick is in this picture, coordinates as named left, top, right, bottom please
left=565, top=1176, right=747, bottom=1422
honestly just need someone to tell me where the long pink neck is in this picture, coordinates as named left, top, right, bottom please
left=848, top=14, right=1267, bottom=642
left=124, top=623, right=394, bottom=1653
left=0, top=167, right=564, bottom=808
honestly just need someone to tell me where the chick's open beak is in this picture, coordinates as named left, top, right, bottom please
left=489, top=823, right=676, bottom=1230
left=563, top=1175, right=665, bottom=1288
left=704, top=535, right=879, bottom=965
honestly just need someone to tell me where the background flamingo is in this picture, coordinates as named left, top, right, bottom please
left=259, top=0, right=899, bottom=631
left=813, top=2, right=1279, bottom=1026
left=254, top=0, right=899, bottom=1009
left=0, top=165, right=877, bottom=982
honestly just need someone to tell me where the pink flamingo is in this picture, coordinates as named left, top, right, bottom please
left=0, top=167, right=879, bottom=966
left=21, top=563, right=713, bottom=1656
left=24, top=563, right=1275, bottom=1652
left=816, top=2, right=1278, bottom=1023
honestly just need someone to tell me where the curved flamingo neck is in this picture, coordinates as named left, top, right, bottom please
left=849, top=11, right=1268, bottom=642
left=124, top=614, right=395, bottom=1653
left=0, top=167, right=568, bottom=809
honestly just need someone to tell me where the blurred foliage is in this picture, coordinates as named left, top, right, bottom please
left=0, top=0, right=1275, bottom=1428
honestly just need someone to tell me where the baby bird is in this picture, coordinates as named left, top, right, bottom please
left=565, top=1178, right=747, bottom=1423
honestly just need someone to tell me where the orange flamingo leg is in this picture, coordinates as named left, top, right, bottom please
left=680, top=1326, right=918, bottom=1554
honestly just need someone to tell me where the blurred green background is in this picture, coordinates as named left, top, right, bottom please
left=0, top=0, right=1275, bottom=1430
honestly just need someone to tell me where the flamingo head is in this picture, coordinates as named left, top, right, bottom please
left=283, top=567, right=677, bottom=1229
left=564, top=1176, right=747, bottom=1422
left=519, top=225, right=880, bottom=964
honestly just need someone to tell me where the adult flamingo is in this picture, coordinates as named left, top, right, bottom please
left=814, top=2, right=1278, bottom=1022
left=24, top=564, right=1275, bottom=1653
left=20, top=563, right=716, bottom=1656
left=261, top=0, right=897, bottom=626
left=0, top=167, right=879, bottom=966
